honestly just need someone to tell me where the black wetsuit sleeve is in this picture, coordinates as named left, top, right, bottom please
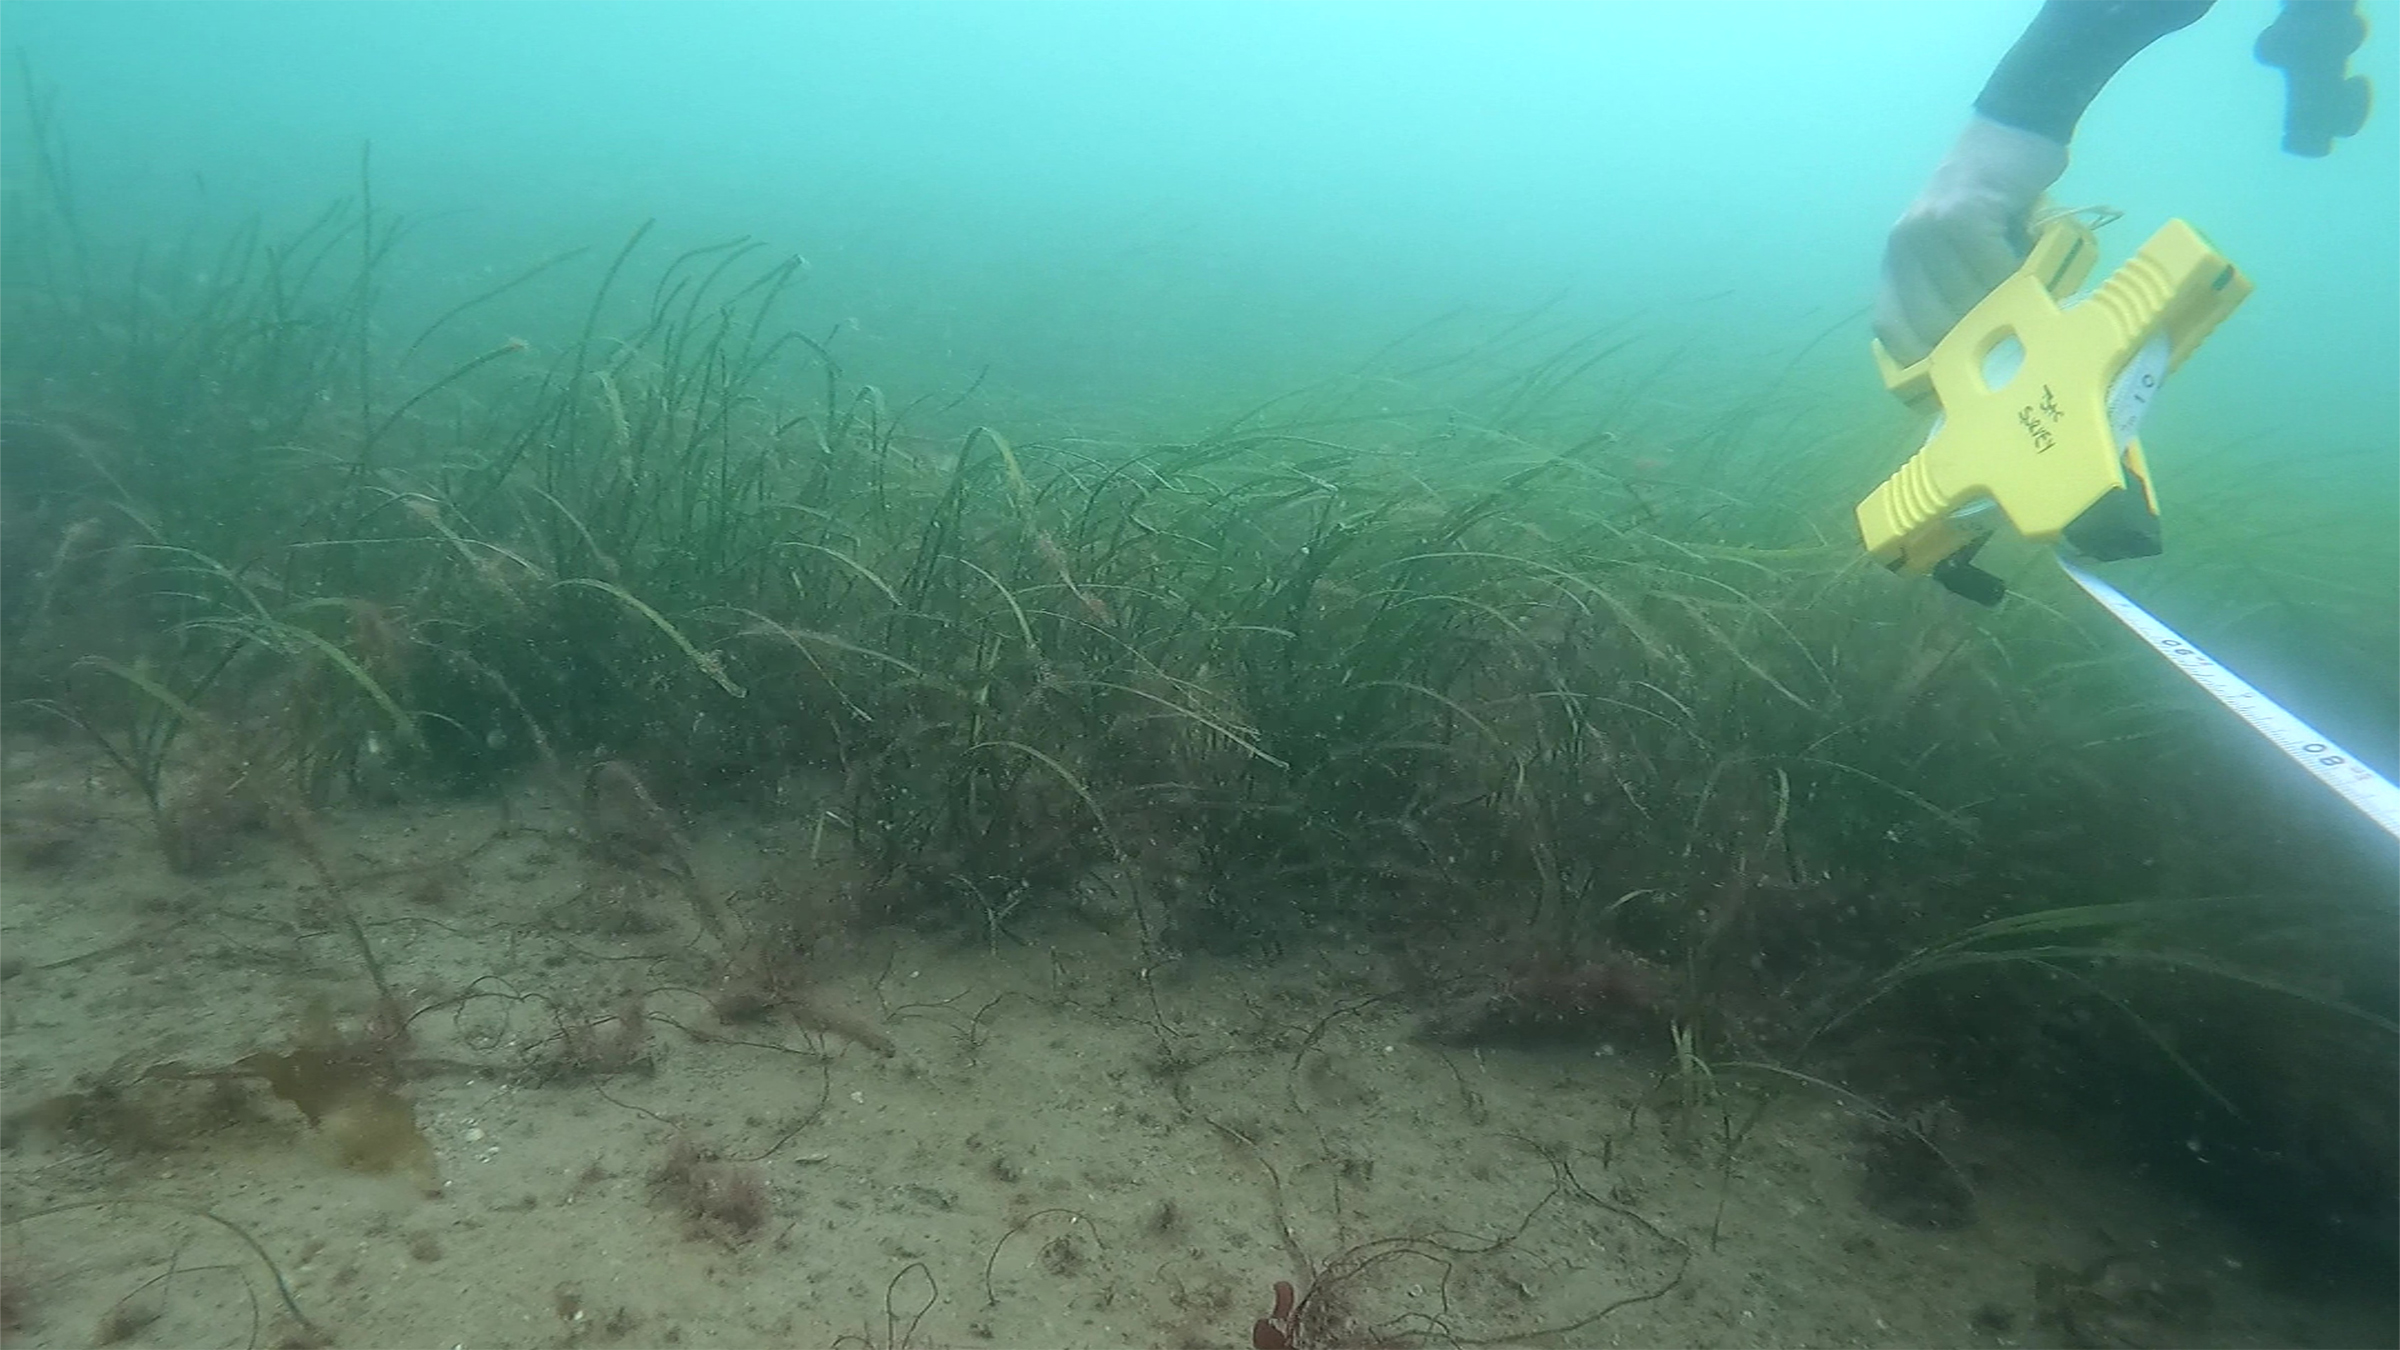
left=1975, top=0, right=2217, bottom=143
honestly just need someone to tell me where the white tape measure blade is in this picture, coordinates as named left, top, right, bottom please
left=2057, top=556, right=2400, bottom=842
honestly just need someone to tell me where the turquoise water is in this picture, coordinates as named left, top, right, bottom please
left=0, top=6, right=2393, bottom=1341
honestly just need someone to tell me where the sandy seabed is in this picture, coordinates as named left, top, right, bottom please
left=1, top=732, right=2389, bottom=1350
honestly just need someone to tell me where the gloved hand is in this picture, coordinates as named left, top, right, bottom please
left=1874, top=114, right=2070, bottom=365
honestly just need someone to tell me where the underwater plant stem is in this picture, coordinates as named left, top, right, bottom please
left=5, top=1200, right=322, bottom=1339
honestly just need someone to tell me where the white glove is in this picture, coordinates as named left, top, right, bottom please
left=1874, top=115, right=2070, bottom=365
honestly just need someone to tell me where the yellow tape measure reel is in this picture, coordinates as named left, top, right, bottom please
left=1858, top=215, right=2252, bottom=603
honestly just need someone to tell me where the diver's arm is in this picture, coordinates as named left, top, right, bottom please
left=1975, top=0, right=2217, bottom=143
left=1873, top=1, right=2215, bottom=363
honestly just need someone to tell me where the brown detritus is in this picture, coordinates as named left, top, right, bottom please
left=711, top=937, right=895, bottom=1058
left=1219, top=1121, right=1692, bottom=1350
left=1, top=787, right=98, bottom=870
left=1251, top=1272, right=1396, bottom=1350
left=7, top=995, right=444, bottom=1188
left=343, top=599, right=415, bottom=696
left=982, top=1208, right=1102, bottom=1306
left=204, top=1076, right=254, bottom=1127
left=273, top=1316, right=338, bottom=1350
left=650, top=1134, right=770, bottom=1242
left=652, top=1135, right=705, bottom=1190
left=1295, top=1281, right=1365, bottom=1350
left=7, top=1201, right=327, bottom=1344
left=535, top=993, right=654, bottom=1083
left=1139, top=1042, right=1226, bottom=1106
left=553, top=1282, right=625, bottom=1348
left=558, top=871, right=668, bottom=936
left=608, top=991, right=651, bottom=1062
left=184, top=997, right=442, bottom=1194
left=709, top=1170, right=771, bottom=1239
left=582, top=759, right=685, bottom=869
left=404, top=860, right=467, bottom=907
left=0, top=1253, right=29, bottom=1337
left=90, top=1292, right=161, bottom=1347
left=708, top=947, right=784, bottom=1024
left=1415, top=948, right=1670, bottom=1050
left=2, top=1056, right=267, bottom=1155
left=2035, top=1252, right=2216, bottom=1349
left=581, top=759, right=729, bottom=940
left=789, top=996, right=897, bottom=1059
left=1038, top=1233, right=1088, bottom=1277
left=1, top=1081, right=160, bottom=1154
left=1145, top=1196, right=1185, bottom=1241
left=361, top=994, right=413, bottom=1052
left=406, top=1231, right=443, bottom=1262
left=2, top=443, right=141, bottom=676
left=1855, top=1106, right=1974, bottom=1232
left=157, top=751, right=272, bottom=874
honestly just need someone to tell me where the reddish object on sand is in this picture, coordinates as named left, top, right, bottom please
left=1251, top=1280, right=1298, bottom=1349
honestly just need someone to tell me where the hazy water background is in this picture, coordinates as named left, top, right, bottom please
left=6, top=0, right=2396, bottom=761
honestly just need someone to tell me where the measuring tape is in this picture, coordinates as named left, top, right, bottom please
left=2057, top=556, right=2400, bottom=841
left=2060, top=321, right=2399, bottom=839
